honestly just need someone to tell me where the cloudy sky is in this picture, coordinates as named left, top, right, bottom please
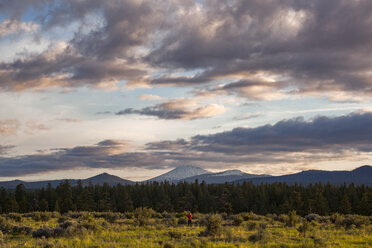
left=1, top=0, right=372, bottom=181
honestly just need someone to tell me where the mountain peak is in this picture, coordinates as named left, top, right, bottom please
left=215, top=170, right=245, bottom=176
left=352, top=165, right=372, bottom=173
left=84, top=172, right=133, bottom=185
left=87, top=172, right=115, bottom=179
left=149, top=165, right=209, bottom=182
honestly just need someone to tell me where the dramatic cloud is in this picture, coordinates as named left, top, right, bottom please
left=2, top=113, right=372, bottom=177
left=146, top=112, right=372, bottom=165
left=116, top=98, right=225, bottom=120
left=0, top=0, right=372, bottom=100
left=0, top=0, right=166, bottom=91
left=146, top=0, right=372, bottom=100
left=189, top=112, right=372, bottom=155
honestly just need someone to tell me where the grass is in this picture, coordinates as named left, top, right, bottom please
left=0, top=211, right=371, bottom=247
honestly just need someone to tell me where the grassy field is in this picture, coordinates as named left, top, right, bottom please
left=0, top=210, right=371, bottom=247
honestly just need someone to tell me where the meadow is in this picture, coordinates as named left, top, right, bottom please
left=0, top=209, right=371, bottom=248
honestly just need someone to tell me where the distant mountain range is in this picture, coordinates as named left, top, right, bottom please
left=236, top=165, right=372, bottom=186
left=0, top=173, right=134, bottom=189
left=178, top=169, right=270, bottom=184
left=0, top=165, right=371, bottom=189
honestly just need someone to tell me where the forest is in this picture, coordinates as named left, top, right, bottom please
left=1, top=180, right=371, bottom=216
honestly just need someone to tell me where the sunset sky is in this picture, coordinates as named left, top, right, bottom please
left=1, top=0, right=372, bottom=181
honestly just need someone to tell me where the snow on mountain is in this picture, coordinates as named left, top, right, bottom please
left=213, top=170, right=245, bottom=176
left=148, top=165, right=210, bottom=182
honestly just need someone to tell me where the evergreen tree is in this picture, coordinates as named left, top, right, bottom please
left=358, top=189, right=372, bottom=215
left=15, top=184, right=28, bottom=212
left=113, top=184, right=133, bottom=212
left=340, top=194, right=352, bottom=214
left=56, top=180, right=74, bottom=213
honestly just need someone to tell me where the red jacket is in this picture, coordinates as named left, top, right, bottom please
left=187, top=213, right=192, bottom=220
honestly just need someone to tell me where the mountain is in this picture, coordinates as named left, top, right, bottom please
left=148, top=165, right=209, bottom=182
left=83, top=173, right=133, bottom=186
left=180, top=170, right=271, bottom=184
left=234, top=165, right=372, bottom=186
left=1, top=165, right=370, bottom=189
left=0, top=173, right=134, bottom=189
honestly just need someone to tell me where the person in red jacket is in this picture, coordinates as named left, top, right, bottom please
left=187, top=211, right=192, bottom=226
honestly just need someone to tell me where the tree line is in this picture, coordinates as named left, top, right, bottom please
left=0, top=181, right=371, bottom=215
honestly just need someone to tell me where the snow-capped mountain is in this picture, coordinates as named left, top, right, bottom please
left=213, top=170, right=245, bottom=176
left=180, top=169, right=270, bottom=184
left=148, top=165, right=210, bottom=182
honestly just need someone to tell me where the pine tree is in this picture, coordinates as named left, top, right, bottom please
left=340, top=194, right=352, bottom=214
left=56, top=180, right=74, bottom=213
left=15, top=184, right=28, bottom=212
left=113, top=184, right=133, bottom=212
left=358, top=189, right=372, bottom=215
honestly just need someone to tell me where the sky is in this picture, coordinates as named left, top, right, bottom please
left=1, top=0, right=372, bottom=182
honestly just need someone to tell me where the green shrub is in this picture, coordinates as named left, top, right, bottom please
left=305, top=213, right=329, bottom=223
left=32, top=226, right=56, bottom=238
left=313, top=237, right=327, bottom=247
left=33, top=212, right=42, bottom=221
left=205, top=214, right=222, bottom=236
left=331, top=213, right=342, bottom=224
left=297, top=219, right=310, bottom=237
left=57, top=215, right=71, bottom=223
left=334, top=214, right=370, bottom=229
left=278, top=214, right=289, bottom=224
left=175, top=212, right=187, bottom=218
left=246, top=221, right=258, bottom=230
left=177, top=217, right=187, bottom=225
left=40, top=212, right=52, bottom=221
left=248, top=224, right=269, bottom=243
left=286, top=210, right=298, bottom=227
left=232, top=215, right=244, bottom=226
left=59, top=220, right=76, bottom=229
left=133, top=207, right=154, bottom=226
left=7, top=213, right=22, bottom=222
left=78, top=215, right=97, bottom=230
left=163, top=217, right=178, bottom=227
left=162, top=211, right=172, bottom=219
left=99, top=212, right=118, bottom=223
left=29, top=211, right=52, bottom=222
left=51, top=211, right=61, bottom=218
left=0, top=217, right=11, bottom=234
left=35, top=237, right=59, bottom=247
left=168, top=230, right=182, bottom=239
left=163, top=243, right=174, bottom=248
left=11, top=225, right=32, bottom=235
left=241, top=211, right=261, bottom=221
left=67, top=212, right=83, bottom=219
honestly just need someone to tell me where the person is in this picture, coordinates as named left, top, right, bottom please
left=187, top=211, right=192, bottom=226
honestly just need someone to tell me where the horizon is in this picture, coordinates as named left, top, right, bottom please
left=1, top=0, right=372, bottom=182
left=1, top=164, right=370, bottom=183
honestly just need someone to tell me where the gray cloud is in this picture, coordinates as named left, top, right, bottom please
left=1, top=113, right=372, bottom=177
left=189, top=113, right=372, bottom=155
left=116, top=98, right=225, bottom=120
left=0, top=0, right=371, bottom=100
left=0, top=0, right=167, bottom=91
left=146, top=0, right=372, bottom=100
